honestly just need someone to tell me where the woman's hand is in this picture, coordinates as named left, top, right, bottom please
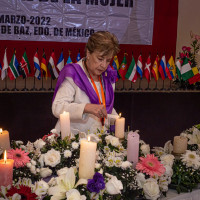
left=84, top=103, right=107, bottom=119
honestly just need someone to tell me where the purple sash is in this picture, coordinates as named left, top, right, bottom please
left=52, top=63, right=117, bottom=114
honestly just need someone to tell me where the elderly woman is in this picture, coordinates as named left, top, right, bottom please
left=52, top=31, right=120, bottom=134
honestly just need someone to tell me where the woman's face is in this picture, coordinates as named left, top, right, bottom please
left=86, top=50, right=113, bottom=77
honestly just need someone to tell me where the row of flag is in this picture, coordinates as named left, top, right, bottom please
left=0, top=48, right=200, bottom=85
left=0, top=49, right=81, bottom=81
left=113, top=53, right=200, bottom=85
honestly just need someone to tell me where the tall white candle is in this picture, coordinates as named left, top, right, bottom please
left=60, top=111, right=70, bottom=140
left=79, top=137, right=97, bottom=179
left=0, top=129, right=10, bottom=151
left=115, top=113, right=125, bottom=139
left=173, top=136, right=187, bottom=154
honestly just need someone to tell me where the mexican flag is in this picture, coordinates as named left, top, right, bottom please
left=181, top=57, right=194, bottom=81
left=125, top=56, right=137, bottom=83
left=7, top=52, right=20, bottom=80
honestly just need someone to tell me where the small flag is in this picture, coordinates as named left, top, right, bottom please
left=8, top=51, right=20, bottom=80
left=144, top=55, right=151, bottom=83
left=181, top=57, right=194, bottom=81
left=166, top=55, right=176, bottom=80
left=34, top=51, right=41, bottom=80
left=47, top=51, right=58, bottom=80
left=111, top=55, right=120, bottom=81
left=18, top=51, right=31, bottom=79
left=57, top=51, right=64, bottom=71
left=76, top=51, right=81, bottom=62
left=176, top=59, right=182, bottom=80
left=1, top=48, right=9, bottom=80
left=136, top=54, right=143, bottom=78
left=118, top=53, right=128, bottom=80
left=66, top=55, right=72, bottom=64
left=158, top=55, right=167, bottom=80
left=152, top=55, right=159, bottom=82
left=41, top=50, right=48, bottom=80
left=125, top=55, right=137, bottom=83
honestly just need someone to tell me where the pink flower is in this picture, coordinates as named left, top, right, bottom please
left=7, top=148, right=30, bottom=168
left=180, top=53, right=185, bottom=59
left=136, top=154, right=165, bottom=177
left=182, top=46, right=187, bottom=51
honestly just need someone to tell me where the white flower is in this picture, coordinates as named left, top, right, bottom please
left=121, top=161, right=132, bottom=169
left=151, top=147, right=165, bottom=157
left=163, top=165, right=173, bottom=177
left=34, top=180, right=49, bottom=196
left=38, top=154, right=44, bottom=167
left=158, top=176, right=169, bottom=192
left=163, top=140, right=173, bottom=154
left=48, top=177, right=56, bottom=187
left=57, top=167, right=69, bottom=176
left=188, top=127, right=200, bottom=145
left=72, top=142, right=79, bottom=149
left=160, top=154, right=175, bottom=167
left=30, top=165, right=36, bottom=174
left=15, top=140, right=23, bottom=145
left=110, top=137, right=120, bottom=147
left=66, top=189, right=86, bottom=200
left=114, top=157, right=122, bottom=167
left=27, top=163, right=31, bottom=168
left=106, top=176, right=123, bottom=195
left=48, top=168, right=76, bottom=199
left=40, top=167, right=52, bottom=178
left=181, top=150, right=200, bottom=169
left=31, top=159, right=36, bottom=166
left=95, top=163, right=101, bottom=169
left=11, top=193, right=21, bottom=200
left=20, top=145, right=26, bottom=150
left=64, top=150, right=72, bottom=158
left=44, top=149, right=61, bottom=167
left=143, top=178, right=160, bottom=200
left=140, top=144, right=150, bottom=155
left=50, top=129, right=58, bottom=134
left=34, top=139, right=46, bottom=149
left=136, top=173, right=146, bottom=188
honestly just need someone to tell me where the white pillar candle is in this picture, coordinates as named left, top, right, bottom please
left=115, top=113, right=125, bottom=139
left=173, top=136, right=188, bottom=154
left=0, top=129, right=10, bottom=151
left=60, top=111, right=70, bottom=140
left=79, top=137, right=97, bottom=179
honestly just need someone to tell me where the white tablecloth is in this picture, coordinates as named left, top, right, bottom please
left=161, top=189, right=200, bottom=200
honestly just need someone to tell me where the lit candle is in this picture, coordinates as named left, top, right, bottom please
left=60, top=111, right=70, bottom=140
left=0, top=129, right=11, bottom=151
left=173, top=136, right=188, bottom=154
left=115, top=113, right=125, bottom=139
left=127, top=131, right=140, bottom=168
left=79, top=137, right=97, bottom=179
left=0, top=150, right=14, bottom=187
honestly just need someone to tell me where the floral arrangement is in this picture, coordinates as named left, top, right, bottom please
left=1, top=124, right=200, bottom=200
left=175, top=31, right=200, bottom=89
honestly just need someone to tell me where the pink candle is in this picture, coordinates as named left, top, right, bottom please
left=127, top=131, right=140, bottom=168
left=0, top=151, right=14, bottom=187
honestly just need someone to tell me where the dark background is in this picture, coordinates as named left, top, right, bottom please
left=1, top=91, right=199, bottom=148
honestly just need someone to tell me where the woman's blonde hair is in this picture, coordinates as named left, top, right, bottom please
left=86, top=31, right=120, bottom=57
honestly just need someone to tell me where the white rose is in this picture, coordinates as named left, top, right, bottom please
left=40, top=167, right=52, bottom=178
left=110, top=137, right=120, bottom=147
left=143, top=178, right=160, bottom=200
left=136, top=173, right=146, bottom=188
left=121, top=161, right=132, bottom=169
left=50, top=129, right=58, bottom=134
left=30, top=165, right=36, bottom=174
left=66, top=189, right=86, bottom=200
left=57, top=167, right=69, bottom=176
left=164, top=165, right=173, bottom=177
left=26, top=163, right=31, bottom=168
left=105, top=135, right=113, bottom=144
left=34, top=139, right=46, bottom=149
left=72, top=142, right=79, bottom=149
left=160, top=154, right=175, bottom=167
left=106, top=176, right=123, bottom=195
left=34, top=180, right=49, bottom=196
left=38, top=154, right=44, bottom=167
left=141, top=144, right=150, bottom=155
left=31, top=159, right=36, bottom=166
left=64, top=150, right=72, bottom=158
left=95, top=163, right=101, bottom=169
left=44, top=149, right=61, bottom=167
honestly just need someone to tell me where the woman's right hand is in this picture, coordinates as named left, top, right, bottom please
left=84, top=103, right=107, bottom=119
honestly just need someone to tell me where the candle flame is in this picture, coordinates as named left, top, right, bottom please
left=0, top=128, right=2, bottom=134
left=4, top=150, right=7, bottom=164
left=119, top=113, right=122, bottom=118
left=88, top=136, right=90, bottom=142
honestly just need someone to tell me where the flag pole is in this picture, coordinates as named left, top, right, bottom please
left=48, top=77, right=54, bottom=91
left=129, top=81, right=134, bottom=91
left=137, top=78, right=142, bottom=90
left=39, top=70, right=45, bottom=91
left=3, top=74, right=9, bottom=91
left=160, top=80, right=165, bottom=91
left=153, top=81, right=158, bottom=90
left=145, top=81, right=150, bottom=90
left=22, top=48, right=29, bottom=91
left=12, top=79, right=19, bottom=91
